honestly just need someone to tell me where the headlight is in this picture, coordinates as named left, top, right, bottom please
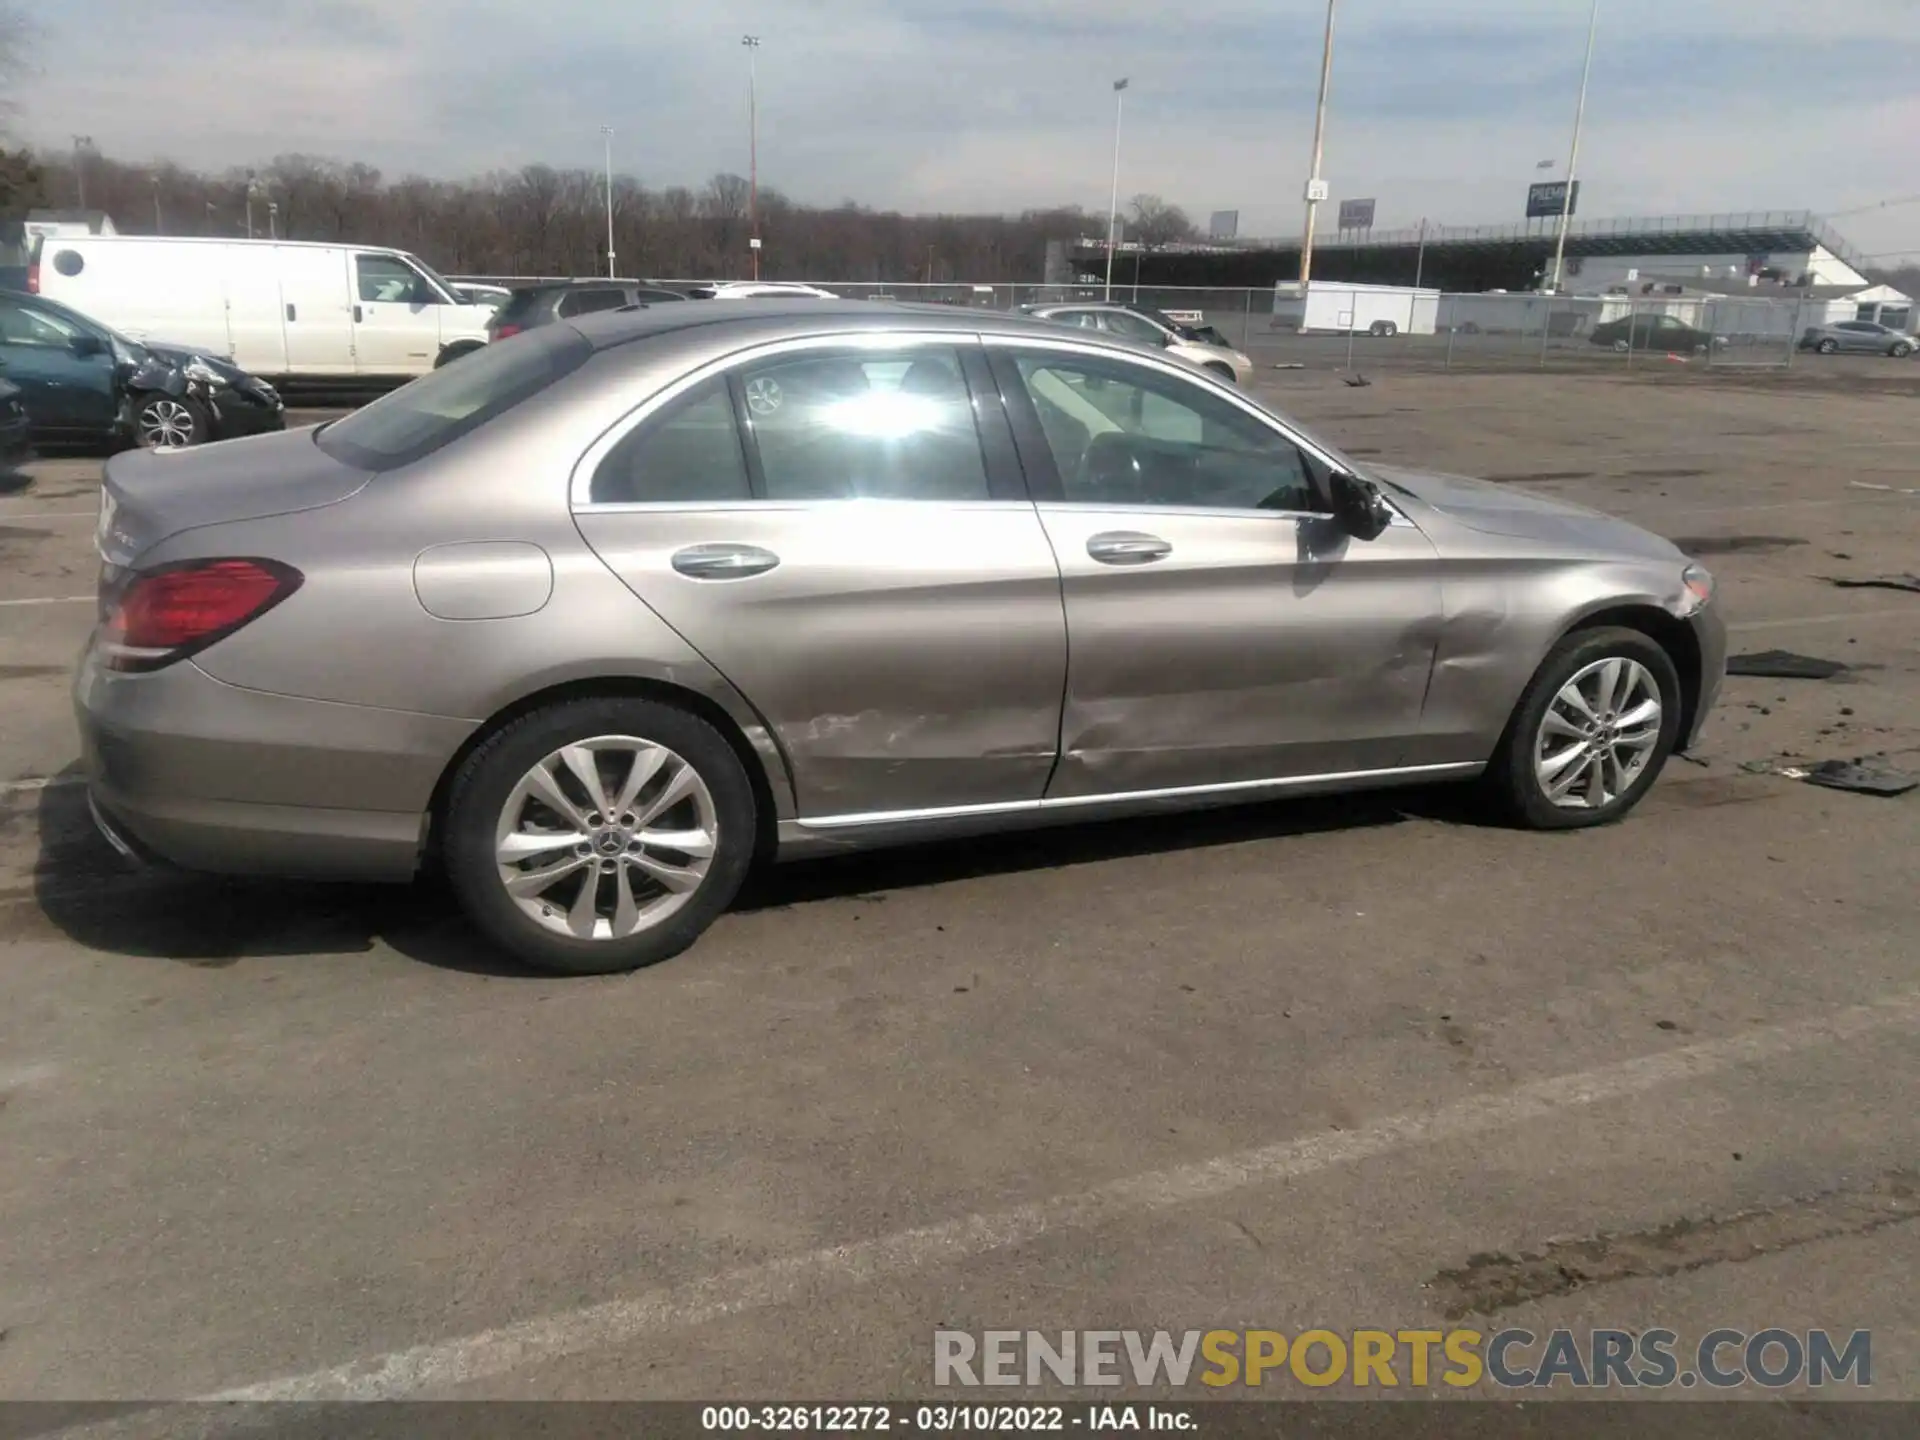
left=181, top=359, right=227, bottom=386
left=1682, top=563, right=1715, bottom=607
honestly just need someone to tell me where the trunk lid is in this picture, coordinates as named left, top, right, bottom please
left=96, top=425, right=373, bottom=571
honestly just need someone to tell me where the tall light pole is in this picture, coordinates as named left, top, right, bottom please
left=1297, top=0, right=1336, bottom=288
left=245, top=175, right=258, bottom=240
left=72, top=135, right=94, bottom=208
left=1548, top=0, right=1601, bottom=292
left=743, top=36, right=761, bottom=281
left=1103, top=78, right=1128, bottom=301
left=152, top=177, right=163, bottom=233
left=601, top=125, right=617, bottom=279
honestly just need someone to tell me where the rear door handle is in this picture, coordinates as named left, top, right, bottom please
left=670, top=543, right=781, bottom=580
left=354, top=305, right=364, bottom=323
left=1086, top=531, right=1172, bottom=565
left=286, top=303, right=296, bottom=322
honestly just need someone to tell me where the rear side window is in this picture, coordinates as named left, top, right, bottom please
left=315, top=327, right=591, bottom=472
left=589, top=379, right=751, bottom=504
left=558, top=287, right=629, bottom=318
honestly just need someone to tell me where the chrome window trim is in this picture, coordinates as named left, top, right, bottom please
left=794, top=760, right=1482, bottom=830
left=577, top=498, right=1045, bottom=517
left=568, top=330, right=988, bottom=510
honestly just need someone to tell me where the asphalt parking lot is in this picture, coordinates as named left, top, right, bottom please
left=1, top=368, right=1917, bottom=1416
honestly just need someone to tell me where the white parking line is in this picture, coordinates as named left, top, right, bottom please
left=0, top=510, right=97, bottom=521
left=0, top=775, right=82, bottom=796
left=0, top=595, right=91, bottom=608
left=191, top=988, right=1920, bottom=1403
left=1729, top=608, right=1916, bottom=633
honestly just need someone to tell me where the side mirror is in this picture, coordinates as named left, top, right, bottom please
left=1328, top=471, right=1392, bottom=542
left=71, top=333, right=107, bottom=359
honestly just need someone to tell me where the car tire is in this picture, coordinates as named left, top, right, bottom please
left=1484, top=626, right=1682, bottom=831
left=442, top=697, right=758, bottom=974
left=1203, top=361, right=1236, bottom=382
left=435, top=341, right=485, bottom=369
left=134, top=395, right=210, bottom=450
left=1817, top=339, right=1838, bottom=355
left=1612, top=339, right=1630, bottom=353
left=1892, top=342, right=1913, bottom=359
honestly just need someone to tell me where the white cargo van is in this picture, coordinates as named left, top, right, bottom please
left=28, top=236, right=491, bottom=386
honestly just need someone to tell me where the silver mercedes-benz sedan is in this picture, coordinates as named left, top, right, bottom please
left=76, top=301, right=1725, bottom=974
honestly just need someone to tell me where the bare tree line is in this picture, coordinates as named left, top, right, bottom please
left=15, top=141, right=1202, bottom=283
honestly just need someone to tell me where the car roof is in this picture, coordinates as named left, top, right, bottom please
left=566, top=299, right=1076, bottom=351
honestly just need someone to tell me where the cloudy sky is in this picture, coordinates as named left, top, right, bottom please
left=16, top=0, right=1920, bottom=257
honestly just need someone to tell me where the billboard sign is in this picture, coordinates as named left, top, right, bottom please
left=1526, top=180, right=1580, bottom=219
left=1337, top=198, right=1376, bottom=230
left=1207, top=210, right=1240, bottom=241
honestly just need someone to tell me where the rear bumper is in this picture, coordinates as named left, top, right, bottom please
left=74, top=646, right=475, bottom=883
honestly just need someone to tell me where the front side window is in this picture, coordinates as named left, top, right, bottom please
left=316, top=325, right=591, bottom=471
left=737, top=347, right=990, bottom=502
left=1008, top=352, right=1318, bottom=512
left=589, top=379, right=752, bottom=505
left=357, top=254, right=438, bottom=306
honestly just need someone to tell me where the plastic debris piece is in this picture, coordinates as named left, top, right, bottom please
left=1822, top=573, right=1920, bottom=594
left=1803, top=759, right=1918, bottom=798
left=1727, top=650, right=1849, bottom=680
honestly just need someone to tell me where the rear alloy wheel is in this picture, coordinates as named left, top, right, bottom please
left=1485, top=626, right=1681, bottom=830
left=1892, top=342, right=1913, bottom=359
left=135, top=395, right=209, bottom=450
left=1817, top=339, right=1839, bottom=355
left=444, top=698, right=756, bottom=973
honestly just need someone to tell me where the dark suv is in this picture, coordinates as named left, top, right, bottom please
left=488, top=281, right=686, bottom=340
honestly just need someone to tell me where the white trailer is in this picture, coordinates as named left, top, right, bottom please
left=1271, top=281, right=1439, bottom=337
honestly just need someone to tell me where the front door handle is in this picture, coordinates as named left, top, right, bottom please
left=1087, top=531, right=1172, bottom=565
left=354, top=305, right=364, bottom=323
left=670, top=543, right=781, bottom=580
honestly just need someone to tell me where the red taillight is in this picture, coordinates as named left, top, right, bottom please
left=493, top=322, right=521, bottom=339
left=25, top=261, right=39, bottom=294
left=102, top=559, right=302, bottom=672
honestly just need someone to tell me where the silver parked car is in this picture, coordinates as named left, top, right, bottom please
left=1024, top=302, right=1256, bottom=385
left=1797, top=320, right=1914, bottom=357
left=77, top=302, right=1725, bottom=974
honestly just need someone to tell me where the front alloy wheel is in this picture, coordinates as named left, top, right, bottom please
left=1487, top=625, right=1681, bottom=830
left=136, top=396, right=207, bottom=449
left=1533, top=657, right=1663, bottom=810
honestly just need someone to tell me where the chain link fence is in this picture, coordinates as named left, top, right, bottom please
left=457, top=276, right=1844, bottom=374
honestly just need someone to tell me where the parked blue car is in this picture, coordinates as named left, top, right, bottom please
left=0, top=290, right=286, bottom=450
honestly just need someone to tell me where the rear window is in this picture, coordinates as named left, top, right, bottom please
left=315, top=327, right=591, bottom=472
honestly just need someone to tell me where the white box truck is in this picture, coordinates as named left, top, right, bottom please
left=27, top=236, right=491, bottom=386
left=1271, top=282, right=1439, bottom=337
